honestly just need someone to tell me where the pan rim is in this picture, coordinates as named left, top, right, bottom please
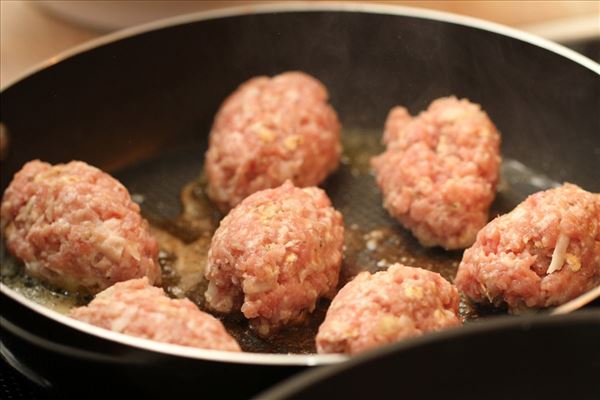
left=1, top=1, right=598, bottom=92
left=1, top=2, right=599, bottom=367
left=0, top=283, right=348, bottom=365
left=256, top=309, right=600, bottom=399
left=4, top=282, right=599, bottom=366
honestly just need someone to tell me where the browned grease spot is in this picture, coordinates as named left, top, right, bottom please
left=341, top=128, right=384, bottom=175
left=216, top=303, right=330, bottom=354
left=145, top=180, right=218, bottom=301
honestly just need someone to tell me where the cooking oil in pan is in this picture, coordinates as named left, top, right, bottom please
left=0, top=128, right=559, bottom=353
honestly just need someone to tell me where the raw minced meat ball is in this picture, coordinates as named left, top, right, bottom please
left=455, top=183, right=600, bottom=311
left=204, top=71, right=341, bottom=212
left=316, top=264, right=461, bottom=355
left=1, top=160, right=160, bottom=293
left=371, top=97, right=501, bottom=250
left=70, top=278, right=240, bottom=352
left=381, top=105, right=412, bottom=145
left=204, top=180, right=344, bottom=336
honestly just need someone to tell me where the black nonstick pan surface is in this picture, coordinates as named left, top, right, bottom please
left=1, top=4, right=599, bottom=399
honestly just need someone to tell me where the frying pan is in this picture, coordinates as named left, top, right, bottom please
left=1, top=3, right=599, bottom=399
left=257, top=310, right=600, bottom=400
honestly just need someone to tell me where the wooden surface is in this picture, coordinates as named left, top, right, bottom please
left=1, top=0, right=599, bottom=88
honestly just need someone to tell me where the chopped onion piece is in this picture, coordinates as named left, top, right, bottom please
left=547, top=233, right=570, bottom=274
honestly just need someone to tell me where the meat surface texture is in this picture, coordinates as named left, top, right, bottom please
left=455, top=183, right=600, bottom=311
left=204, top=71, right=341, bottom=211
left=1, top=160, right=160, bottom=293
left=205, top=180, right=344, bottom=336
left=70, top=278, right=240, bottom=351
left=316, top=264, right=461, bottom=355
left=371, top=97, right=501, bottom=250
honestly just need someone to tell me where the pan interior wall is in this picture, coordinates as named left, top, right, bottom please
left=1, top=11, right=598, bottom=192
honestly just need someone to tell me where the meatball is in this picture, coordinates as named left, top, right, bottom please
left=205, top=180, right=344, bottom=336
left=316, top=264, right=461, bottom=355
left=70, top=278, right=240, bottom=352
left=1, top=160, right=160, bottom=293
left=204, top=71, right=341, bottom=211
left=455, top=183, right=600, bottom=311
left=371, top=97, right=501, bottom=250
